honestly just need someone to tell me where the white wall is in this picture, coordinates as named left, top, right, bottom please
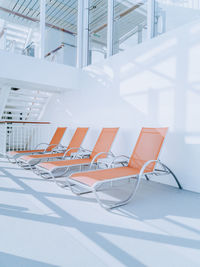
left=160, top=4, right=200, bottom=32
left=43, top=18, right=200, bottom=193
left=0, top=50, right=80, bottom=92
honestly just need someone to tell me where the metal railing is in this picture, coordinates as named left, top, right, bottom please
left=45, top=42, right=76, bottom=62
left=0, top=122, right=55, bottom=156
left=22, top=42, right=36, bottom=57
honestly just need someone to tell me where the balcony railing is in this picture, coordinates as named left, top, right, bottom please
left=0, top=121, right=55, bottom=156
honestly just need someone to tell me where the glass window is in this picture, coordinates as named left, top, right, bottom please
left=89, top=0, right=108, bottom=64
left=0, top=0, right=40, bottom=57
left=155, top=0, right=200, bottom=36
left=45, top=0, right=77, bottom=66
left=113, top=0, right=147, bottom=55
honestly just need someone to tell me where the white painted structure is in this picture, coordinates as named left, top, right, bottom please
left=0, top=2, right=200, bottom=266
left=0, top=50, right=80, bottom=91
left=42, top=18, right=200, bottom=194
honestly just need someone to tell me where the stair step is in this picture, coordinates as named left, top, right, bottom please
left=4, top=107, right=41, bottom=112
left=7, top=97, right=46, bottom=104
left=10, top=92, right=49, bottom=99
left=6, top=31, right=28, bottom=39
left=6, top=25, right=29, bottom=34
left=6, top=102, right=44, bottom=109
left=3, top=110, right=40, bottom=116
left=6, top=36, right=27, bottom=44
left=2, top=114, right=39, bottom=120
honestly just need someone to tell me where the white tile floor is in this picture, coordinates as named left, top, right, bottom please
left=0, top=157, right=200, bottom=267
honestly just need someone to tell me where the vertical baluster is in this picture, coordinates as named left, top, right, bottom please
left=37, top=126, right=40, bottom=150
left=20, top=127, right=22, bottom=151
left=28, top=127, right=30, bottom=150
left=12, top=125, right=14, bottom=151
left=20, top=126, right=22, bottom=151
left=34, top=126, right=37, bottom=150
left=23, top=126, right=25, bottom=151
left=31, top=127, right=33, bottom=150
left=8, top=125, right=11, bottom=152
left=30, top=127, right=32, bottom=150
left=17, top=126, right=20, bottom=151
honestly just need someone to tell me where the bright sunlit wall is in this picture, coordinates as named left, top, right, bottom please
left=42, top=18, right=200, bottom=193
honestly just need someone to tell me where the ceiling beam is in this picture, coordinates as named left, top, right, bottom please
left=92, top=3, right=143, bottom=34
left=0, top=6, right=76, bottom=35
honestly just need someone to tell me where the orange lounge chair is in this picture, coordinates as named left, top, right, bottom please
left=7, top=127, right=67, bottom=163
left=17, top=127, right=89, bottom=168
left=66, top=127, right=182, bottom=210
left=35, top=128, right=119, bottom=182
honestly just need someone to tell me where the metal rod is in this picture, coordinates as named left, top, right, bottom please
left=77, top=0, right=83, bottom=68
left=0, top=6, right=75, bottom=35
left=107, top=0, right=114, bottom=57
left=147, top=0, right=155, bottom=39
left=39, top=0, right=46, bottom=59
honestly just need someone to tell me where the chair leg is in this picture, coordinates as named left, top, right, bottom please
left=7, top=156, right=16, bottom=164
left=92, top=176, right=141, bottom=210
left=159, top=162, right=182, bottom=189
left=50, top=168, right=70, bottom=187
left=64, top=178, right=92, bottom=195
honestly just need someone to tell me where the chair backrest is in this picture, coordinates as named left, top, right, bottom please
left=66, top=127, right=89, bottom=156
left=46, top=127, right=67, bottom=151
left=90, top=128, right=119, bottom=160
left=128, top=127, right=168, bottom=172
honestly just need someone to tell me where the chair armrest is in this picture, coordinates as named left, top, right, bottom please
left=62, top=147, right=87, bottom=159
left=139, top=159, right=160, bottom=179
left=71, top=147, right=92, bottom=159
left=89, top=151, right=115, bottom=169
left=52, top=144, right=68, bottom=153
left=106, top=155, right=130, bottom=168
left=34, top=143, right=50, bottom=150
left=43, top=144, right=60, bottom=152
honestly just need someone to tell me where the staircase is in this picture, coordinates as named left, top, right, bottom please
left=1, top=87, right=52, bottom=121
left=0, top=21, right=39, bottom=55
left=0, top=87, right=53, bottom=151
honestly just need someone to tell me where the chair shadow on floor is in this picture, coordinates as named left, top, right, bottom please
left=0, top=252, right=59, bottom=267
left=0, top=163, right=200, bottom=267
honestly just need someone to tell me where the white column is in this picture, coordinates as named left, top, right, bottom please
left=39, top=0, right=46, bottom=59
left=76, top=0, right=84, bottom=68
left=107, top=0, right=114, bottom=58
left=160, top=9, right=166, bottom=34
left=82, top=0, right=89, bottom=67
left=147, top=0, right=155, bottom=39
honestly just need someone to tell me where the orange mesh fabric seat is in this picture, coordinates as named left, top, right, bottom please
left=39, top=158, right=92, bottom=171
left=17, top=128, right=88, bottom=167
left=7, top=127, right=67, bottom=162
left=67, top=127, right=182, bottom=210
left=36, top=128, right=119, bottom=180
left=71, top=167, right=141, bottom=187
left=8, top=150, right=45, bottom=156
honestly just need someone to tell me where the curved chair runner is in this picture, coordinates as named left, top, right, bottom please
left=7, top=127, right=67, bottom=163
left=35, top=128, right=119, bottom=184
left=66, top=127, right=182, bottom=210
left=17, top=127, right=89, bottom=169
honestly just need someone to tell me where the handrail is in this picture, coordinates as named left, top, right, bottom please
left=45, top=44, right=64, bottom=58
left=45, top=42, right=76, bottom=58
left=0, top=121, right=50, bottom=124
left=0, top=27, right=6, bottom=39
left=23, top=41, right=35, bottom=53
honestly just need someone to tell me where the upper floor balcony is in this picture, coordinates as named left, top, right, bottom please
left=0, top=0, right=199, bottom=70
